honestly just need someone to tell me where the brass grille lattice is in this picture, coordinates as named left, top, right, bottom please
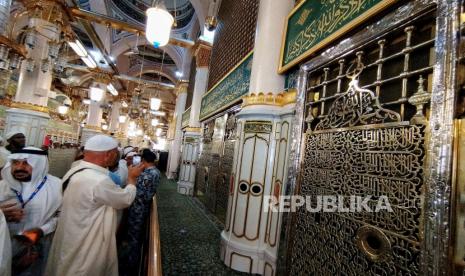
left=289, top=12, right=436, bottom=276
left=305, top=15, right=435, bottom=131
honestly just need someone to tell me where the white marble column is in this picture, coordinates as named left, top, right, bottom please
left=117, top=117, right=129, bottom=147
left=167, top=81, right=188, bottom=179
left=178, top=41, right=211, bottom=195
left=5, top=17, right=60, bottom=147
left=81, top=93, right=104, bottom=144
left=221, top=0, right=294, bottom=274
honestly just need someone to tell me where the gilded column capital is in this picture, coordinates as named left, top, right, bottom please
left=11, top=101, right=49, bottom=113
left=194, top=40, right=212, bottom=68
left=92, top=70, right=113, bottom=85
left=176, top=80, right=189, bottom=96
left=83, top=125, right=102, bottom=132
left=24, top=0, right=69, bottom=27
left=242, top=89, right=297, bottom=107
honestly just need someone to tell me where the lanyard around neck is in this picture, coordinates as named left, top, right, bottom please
left=11, top=176, right=48, bottom=208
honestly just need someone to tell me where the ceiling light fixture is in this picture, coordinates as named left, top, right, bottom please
left=150, top=111, right=166, bottom=116
left=119, top=115, right=127, bottom=123
left=68, top=40, right=87, bottom=57
left=82, top=55, right=97, bottom=69
left=58, top=105, right=69, bottom=114
left=150, top=97, right=161, bottom=111
left=145, top=6, right=174, bottom=48
left=107, top=83, right=118, bottom=96
left=90, top=86, right=105, bottom=102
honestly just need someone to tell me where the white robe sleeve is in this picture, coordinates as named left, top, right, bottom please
left=92, top=179, right=136, bottom=209
left=40, top=215, right=58, bottom=235
left=0, top=210, right=11, bottom=276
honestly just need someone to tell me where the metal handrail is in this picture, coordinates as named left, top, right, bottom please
left=147, top=196, right=162, bottom=276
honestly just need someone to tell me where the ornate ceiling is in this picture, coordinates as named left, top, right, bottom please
left=61, top=0, right=208, bottom=115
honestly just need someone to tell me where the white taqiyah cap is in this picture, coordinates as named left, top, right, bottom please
left=84, top=135, right=118, bottom=152
left=126, top=152, right=137, bottom=158
left=123, top=146, right=135, bottom=156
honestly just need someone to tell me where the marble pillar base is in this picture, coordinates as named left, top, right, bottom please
left=221, top=104, right=295, bottom=276
left=177, top=131, right=201, bottom=195
left=5, top=108, right=50, bottom=148
left=177, top=180, right=194, bottom=196
left=81, top=127, right=102, bottom=145
left=220, top=232, right=277, bottom=275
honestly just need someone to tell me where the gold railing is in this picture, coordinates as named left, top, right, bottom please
left=147, top=196, right=162, bottom=276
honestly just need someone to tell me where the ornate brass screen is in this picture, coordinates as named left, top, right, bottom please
left=288, top=10, right=436, bottom=275
left=196, top=109, right=239, bottom=223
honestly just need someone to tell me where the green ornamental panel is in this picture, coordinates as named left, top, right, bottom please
left=182, top=107, right=191, bottom=128
left=200, top=52, right=253, bottom=121
left=279, top=0, right=397, bottom=73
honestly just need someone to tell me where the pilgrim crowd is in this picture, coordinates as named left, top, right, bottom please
left=0, top=131, right=161, bottom=276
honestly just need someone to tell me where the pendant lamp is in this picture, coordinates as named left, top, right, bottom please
left=145, top=7, right=174, bottom=48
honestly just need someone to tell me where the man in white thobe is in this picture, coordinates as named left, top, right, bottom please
left=46, top=135, right=144, bottom=276
left=0, top=147, right=62, bottom=275
left=0, top=210, right=11, bottom=276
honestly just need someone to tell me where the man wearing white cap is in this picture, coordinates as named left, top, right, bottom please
left=0, top=147, right=61, bottom=275
left=45, top=135, right=144, bottom=276
left=0, top=130, right=26, bottom=169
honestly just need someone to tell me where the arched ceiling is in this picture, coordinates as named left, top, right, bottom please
left=34, top=0, right=210, bottom=116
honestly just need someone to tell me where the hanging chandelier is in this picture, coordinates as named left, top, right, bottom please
left=119, top=115, right=127, bottom=123
left=145, top=6, right=174, bottom=48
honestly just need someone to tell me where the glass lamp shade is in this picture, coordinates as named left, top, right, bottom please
left=150, top=111, right=165, bottom=116
left=119, top=115, right=127, bottom=123
left=90, top=86, right=104, bottom=102
left=151, top=119, right=159, bottom=126
left=145, top=7, right=174, bottom=48
left=102, top=124, right=109, bottom=130
left=57, top=105, right=69, bottom=114
left=68, top=40, right=87, bottom=57
left=128, top=129, right=136, bottom=137
left=150, top=98, right=161, bottom=110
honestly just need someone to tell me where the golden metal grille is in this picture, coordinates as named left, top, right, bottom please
left=305, top=13, right=435, bottom=131
left=289, top=11, right=436, bottom=276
